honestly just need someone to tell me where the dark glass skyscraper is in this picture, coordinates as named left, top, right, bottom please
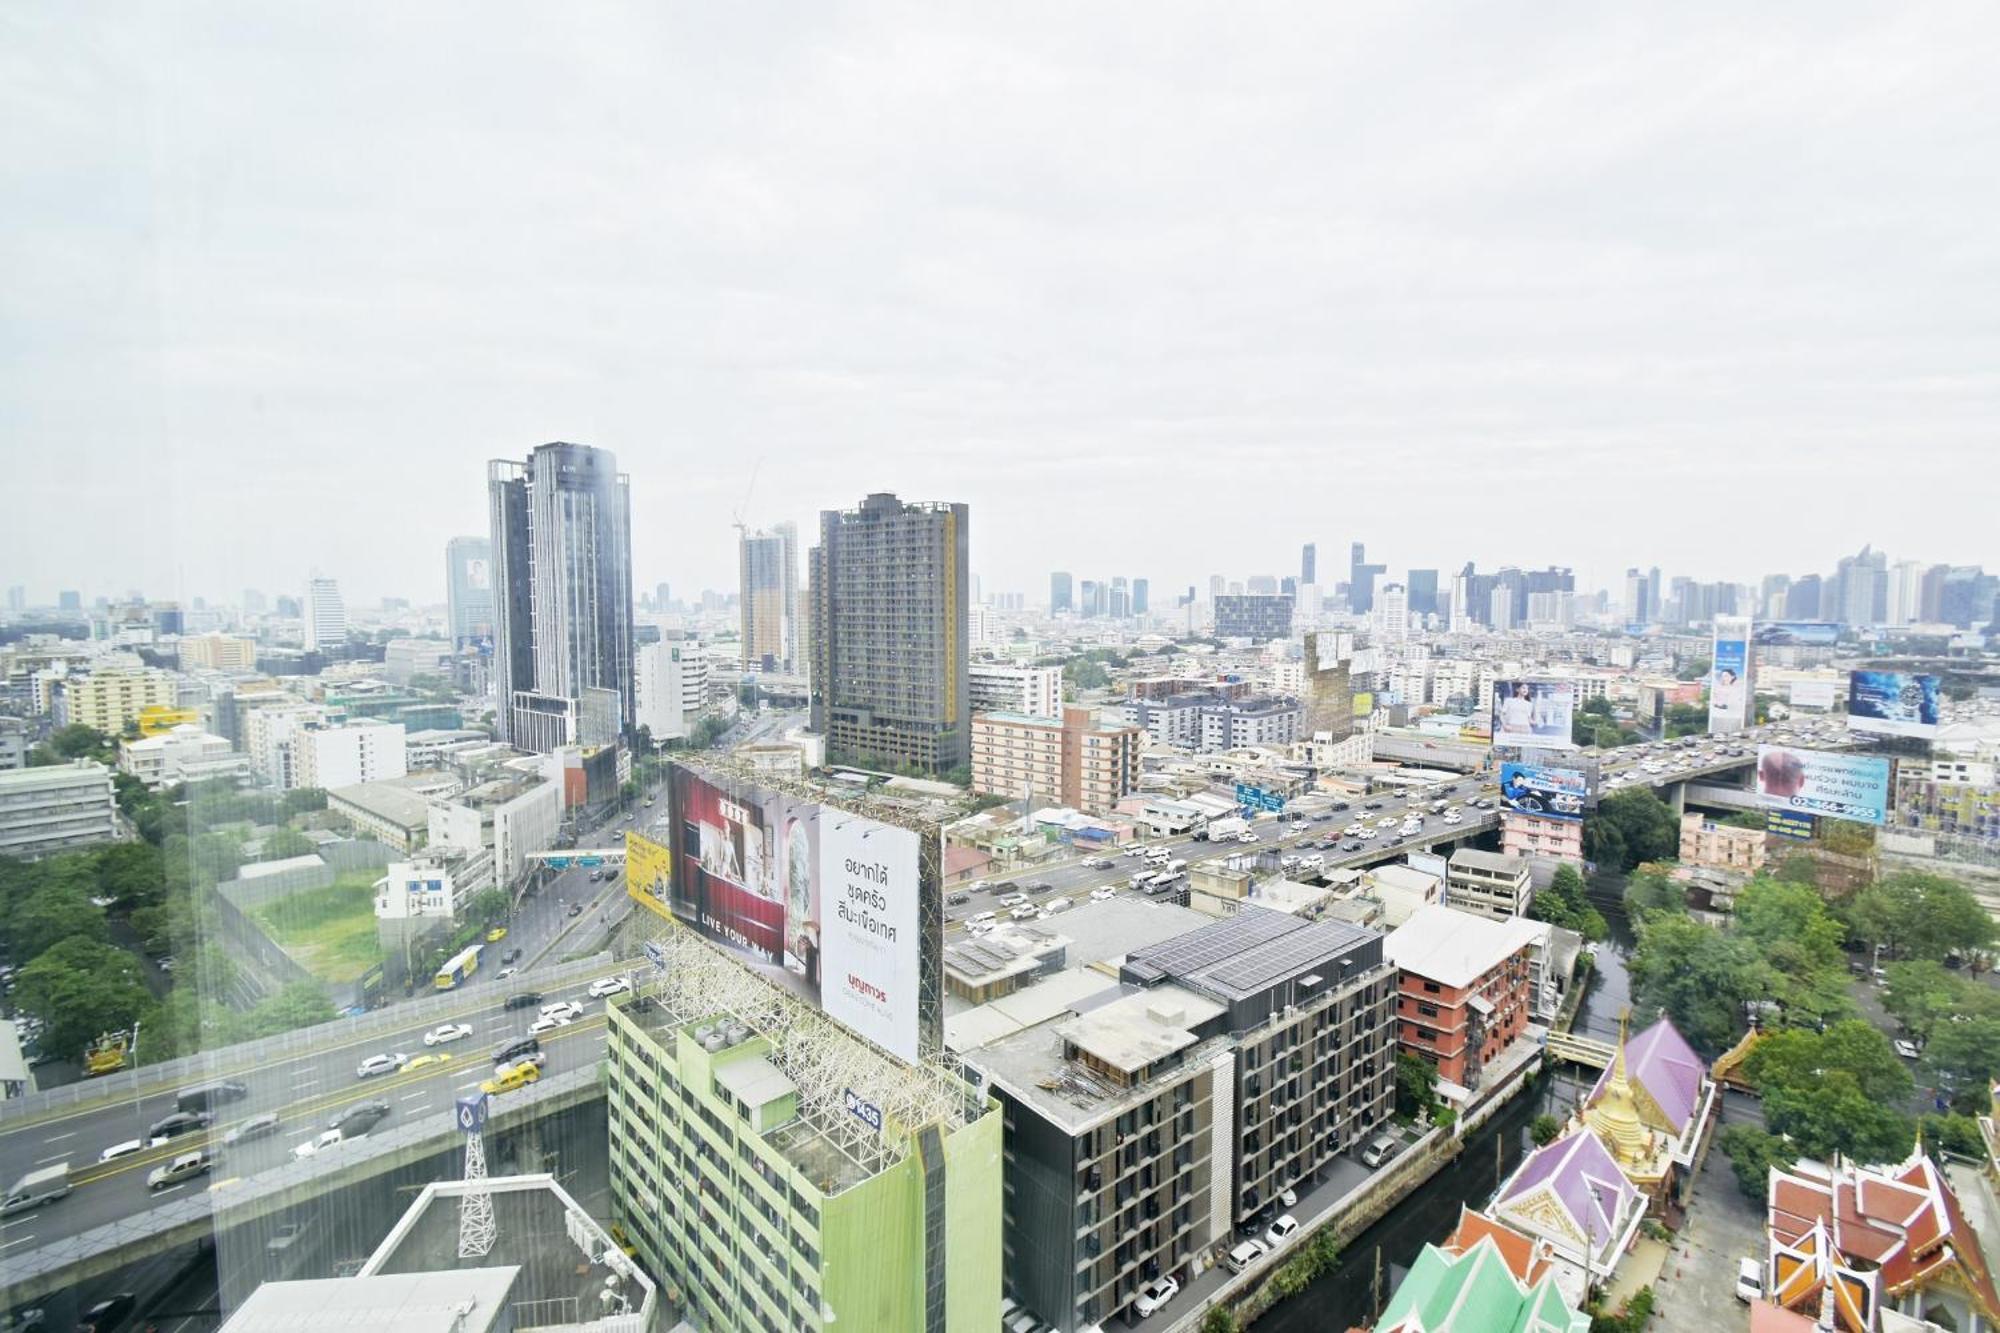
left=444, top=534, right=494, bottom=646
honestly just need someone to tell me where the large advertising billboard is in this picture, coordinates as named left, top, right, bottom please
left=1847, top=671, right=1942, bottom=738
left=1499, top=762, right=1591, bottom=822
left=662, top=764, right=929, bottom=1063
left=1490, top=680, right=1576, bottom=750
left=1756, top=746, right=1893, bottom=825
left=625, top=828, right=672, bottom=921
left=1789, top=680, right=1840, bottom=711
left=1754, top=622, right=1840, bottom=647
left=1708, top=617, right=1754, bottom=734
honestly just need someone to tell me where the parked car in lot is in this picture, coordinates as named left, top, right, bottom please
left=1361, top=1134, right=1399, bottom=1168
left=1265, top=1214, right=1299, bottom=1247
left=147, top=1150, right=212, bottom=1191
left=423, top=1023, right=473, bottom=1046
left=355, top=1053, right=407, bottom=1079
left=1226, top=1238, right=1268, bottom=1273
left=1133, top=1276, right=1180, bottom=1317
left=1734, top=1256, right=1763, bottom=1303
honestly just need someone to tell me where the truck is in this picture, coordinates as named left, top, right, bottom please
left=82, top=1030, right=130, bottom=1077
left=434, top=944, right=483, bottom=991
left=1203, top=817, right=1249, bottom=842
left=1, top=1162, right=71, bottom=1217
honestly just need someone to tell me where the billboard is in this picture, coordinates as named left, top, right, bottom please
left=1351, top=691, right=1375, bottom=717
left=1490, top=680, right=1576, bottom=750
left=1754, top=622, right=1839, bottom=647
left=1499, top=762, right=1591, bottom=822
left=665, top=764, right=929, bottom=1062
left=1756, top=746, right=1893, bottom=825
left=1766, top=810, right=1816, bottom=841
left=1789, top=680, right=1840, bottom=711
left=1847, top=671, right=1942, bottom=738
left=1708, top=617, right=1754, bottom=734
left=625, top=828, right=672, bottom=921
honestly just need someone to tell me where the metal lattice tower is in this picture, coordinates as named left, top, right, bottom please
left=456, top=1094, right=496, bottom=1259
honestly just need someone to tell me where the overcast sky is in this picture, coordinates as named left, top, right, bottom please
left=4, top=3, right=1996, bottom=610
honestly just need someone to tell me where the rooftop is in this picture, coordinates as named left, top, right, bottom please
left=1122, top=905, right=1379, bottom=1002
left=327, top=773, right=456, bottom=828
left=1383, top=905, right=1547, bottom=988
left=1451, top=847, right=1529, bottom=876
left=221, top=1268, right=520, bottom=1333
left=1054, top=983, right=1226, bottom=1074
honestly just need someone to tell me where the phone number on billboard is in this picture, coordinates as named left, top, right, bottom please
left=1779, top=795, right=1883, bottom=823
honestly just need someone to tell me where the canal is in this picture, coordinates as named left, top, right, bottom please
left=1256, top=882, right=1637, bottom=1330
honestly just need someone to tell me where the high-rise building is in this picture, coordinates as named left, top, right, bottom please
left=1349, top=543, right=1386, bottom=614
left=1835, top=547, right=1888, bottom=626
left=1784, top=574, right=1822, bottom=621
left=57, top=590, right=81, bottom=612
left=1888, top=560, right=1926, bottom=627
left=1647, top=567, right=1663, bottom=623
left=1301, top=542, right=1317, bottom=585
left=969, top=705, right=1141, bottom=814
left=443, top=535, right=494, bottom=646
left=1213, top=594, right=1293, bottom=641
left=808, top=492, right=969, bottom=773
left=738, top=522, right=799, bottom=673
left=1939, top=567, right=1998, bottom=629
left=1050, top=571, right=1073, bottom=614
left=1246, top=574, right=1279, bottom=596
left=4, top=587, right=23, bottom=614
left=1406, top=569, right=1439, bottom=616
left=488, top=441, right=635, bottom=752
left=1623, top=568, right=1651, bottom=623
left=634, top=638, right=704, bottom=741
left=302, top=576, right=346, bottom=651
left=1489, top=585, right=1516, bottom=631
left=1373, top=582, right=1410, bottom=643
left=1132, top=577, right=1149, bottom=615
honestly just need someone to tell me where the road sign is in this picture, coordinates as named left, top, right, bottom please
left=643, top=939, right=669, bottom=974
left=455, top=1093, right=490, bottom=1134
left=546, top=857, right=571, bottom=870
left=578, top=855, right=604, bottom=867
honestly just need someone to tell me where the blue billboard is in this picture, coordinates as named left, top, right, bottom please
left=1234, top=783, right=1286, bottom=813
left=1753, top=622, right=1839, bottom=647
left=1765, top=810, right=1816, bottom=841
left=1498, top=762, right=1590, bottom=822
left=1756, top=746, right=1893, bottom=825
left=1848, top=671, right=1942, bottom=738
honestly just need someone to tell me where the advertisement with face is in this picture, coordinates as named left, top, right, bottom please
left=1709, top=618, right=1753, bottom=734
left=1490, top=680, right=1576, bottom=750
left=1847, top=671, right=1943, bottom=738
left=1756, top=746, right=1893, bottom=825
left=1499, top=762, right=1591, bottom=821
left=625, top=829, right=672, bottom=921
left=1754, top=622, right=1840, bottom=647
left=819, top=815, right=922, bottom=1063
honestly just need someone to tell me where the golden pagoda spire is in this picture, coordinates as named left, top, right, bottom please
left=1587, top=1006, right=1653, bottom=1170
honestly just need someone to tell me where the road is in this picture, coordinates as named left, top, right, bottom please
left=0, top=968, right=630, bottom=1257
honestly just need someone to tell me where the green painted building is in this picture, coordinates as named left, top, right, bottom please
left=1374, top=1235, right=1590, bottom=1333
left=607, top=927, right=1003, bottom=1332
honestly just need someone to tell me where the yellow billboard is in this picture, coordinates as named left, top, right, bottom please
left=625, top=829, right=673, bottom=922
left=1351, top=691, right=1375, bottom=717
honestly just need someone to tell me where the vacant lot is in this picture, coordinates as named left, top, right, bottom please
left=251, top=873, right=383, bottom=983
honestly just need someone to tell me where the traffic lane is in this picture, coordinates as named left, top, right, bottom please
left=6, top=1010, right=616, bottom=1246
left=0, top=971, right=628, bottom=1193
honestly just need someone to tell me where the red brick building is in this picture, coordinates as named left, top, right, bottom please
left=1382, top=904, right=1543, bottom=1091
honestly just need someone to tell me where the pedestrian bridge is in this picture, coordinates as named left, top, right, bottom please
left=1543, top=1031, right=1616, bottom=1069
left=523, top=848, right=628, bottom=866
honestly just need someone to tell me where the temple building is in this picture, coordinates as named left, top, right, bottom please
left=1574, top=1012, right=1717, bottom=1213
left=1490, top=1126, right=1647, bottom=1306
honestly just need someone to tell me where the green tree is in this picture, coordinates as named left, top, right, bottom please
left=258, top=827, right=316, bottom=860
left=282, top=787, right=328, bottom=816
left=92, top=841, right=165, bottom=911
left=1675, top=657, right=1712, bottom=682
left=1584, top=788, right=1680, bottom=872
left=1733, top=878, right=1847, bottom=976
left=1527, top=864, right=1607, bottom=941
left=1623, top=866, right=1686, bottom=918
left=465, top=888, right=508, bottom=928
left=1628, top=913, right=1769, bottom=1050
left=8, top=886, right=109, bottom=960
left=1531, top=1113, right=1563, bottom=1146
left=1848, top=872, right=1995, bottom=961
left=42, top=723, right=115, bottom=762
left=1923, top=1018, right=2000, bottom=1103
left=12, top=937, right=156, bottom=1060
left=1717, top=1124, right=1796, bottom=1201
left=1880, top=961, right=1986, bottom=1044
left=1746, top=1021, right=1916, bottom=1164
left=1395, top=1052, right=1439, bottom=1119
left=1918, top=1113, right=1986, bottom=1158
left=241, top=981, right=336, bottom=1037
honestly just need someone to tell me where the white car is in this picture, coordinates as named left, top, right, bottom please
left=1895, top=1039, right=1923, bottom=1060
left=1009, top=905, right=1040, bottom=921
left=1226, top=1238, right=1269, bottom=1273
left=966, top=919, right=995, bottom=936
left=1090, top=886, right=1116, bottom=901
left=1443, top=811, right=1462, bottom=825
left=292, top=1129, right=343, bottom=1160
left=539, top=1000, right=584, bottom=1023
left=1122, top=846, right=1148, bottom=858
left=1237, top=831, right=1258, bottom=844
left=1133, top=1276, right=1180, bottom=1317
left=1735, top=1256, right=1763, bottom=1303
left=530, top=1012, right=578, bottom=1036
left=356, top=1053, right=407, bottom=1079
left=99, top=1138, right=156, bottom=1164
left=423, top=1023, right=473, bottom=1047
left=1265, top=1214, right=1300, bottom=1247
left=588, top=975, right=632, bottom=999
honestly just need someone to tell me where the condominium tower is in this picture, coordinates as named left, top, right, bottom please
left=739, top=522, right=799, bottom=673
left=444, top=535, right=495, bottom=646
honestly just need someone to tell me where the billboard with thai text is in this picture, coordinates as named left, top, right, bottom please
left=1756, top=746, right=1893, bottom=825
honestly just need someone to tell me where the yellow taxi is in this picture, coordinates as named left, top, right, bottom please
left=405, top=1052, right=452, bottom=1072
left=485, top=925, right=509, bottom=943
left=480, top=1062, right=541, bottom=1096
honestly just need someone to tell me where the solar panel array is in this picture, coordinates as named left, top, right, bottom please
left=1203, top=919, right=1374, bottom=997
left=1125, top=906, right=1376, bottom=1000
left=1122, top=906, right=1300, bottom=986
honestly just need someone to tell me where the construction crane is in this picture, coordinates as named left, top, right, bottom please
left=732, top=458, right=764, bottom=539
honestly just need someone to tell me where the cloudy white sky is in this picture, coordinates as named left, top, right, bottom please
left=3, top=3, right=1996, bottom=609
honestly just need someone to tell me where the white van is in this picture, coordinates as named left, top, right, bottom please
left=967, top=911, right=997, bottom=925
left=1145, top=847, right=1171, bottom=864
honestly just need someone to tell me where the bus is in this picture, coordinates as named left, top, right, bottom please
left=435, top=944, right=483, bottom=991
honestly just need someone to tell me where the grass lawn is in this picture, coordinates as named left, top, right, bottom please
left=251, top=873, right=384, bottom=984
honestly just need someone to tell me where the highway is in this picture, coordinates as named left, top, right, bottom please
left=0, top=965, right=632, bottom=1257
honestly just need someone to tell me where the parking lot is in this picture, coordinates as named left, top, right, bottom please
left=1646, top=1094, right=1769, bottom=1332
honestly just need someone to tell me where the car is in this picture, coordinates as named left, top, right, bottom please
left=1279, top=1185, right=1298, bottom=1207
left=589, top=974, right=632, bottom=999
left=355, top=1053, right=407, bottom=1079
left=1133, top=1275, right=1180, bottom=1317
left=530, top=1012, right=577, bottom=1035
left=540, top=999, right=584, bottom=1022
left=147, top=1150, right=212, bottom=1191
left=500, top=947, right=523, bottom=965
left=567, top=903, right=583, bottom=918
left=1237, top=831, right=1258, bottom=843
left=504, top=991, right=546, bottom=1010
left=1339, top=841, right=1362, bottom=852
left=966, top=919, right=994, bottom=936
left=99, top=1138, right=153, bottom=1164
left=999, top=892, right=1029, bottom=907
left=945, top=892, right=969, bottom=907
left=78, top=1294, right=136, bottom=1333
left=405, top=1052, right=452, bottom=1072
left=1091, top=886, right=1116, bottom=901
left=1225, top=1238, right=1269, bottom=1273
left=1008, top=904, right=1040, bottom=921
left=493, top=1036, right=542, bottom=1065
left=1363, top=801, right=1384, bottom=811
left=222, top=1112, right=282, bottom=1147
left=423, top=1022, right=473, bottom=1047
left=485, top=925, right=509, bottom=943
left=481, top=1062, right=542, bottom=1095
left=1895, top=1038, right=1923, bottom=1060
left=328, top=1100, right=391, bottom=1135
left=1735, top=1256, right=1763, bottom=1303
left=1122, top=845, right=1148, bottom=858
left=1361, top=1134, right=1398, bottom=1168
left=1265, top=1214, right=1300, bottom=1246
left=496, top=966, right=519, bottom=979
left=148, top=1111, right=209, bottom=1140
left=1443, top=811, right=1462, bottom=824
left=292, top=1129, right=343, bottom=1159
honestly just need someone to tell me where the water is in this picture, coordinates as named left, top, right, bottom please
left=1257, top=885, right=1636, bottom=1330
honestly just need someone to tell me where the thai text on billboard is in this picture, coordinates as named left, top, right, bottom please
left=1756, top=746, right=1893, bottom=825
left=1708, top=617, right=1753, bottom=734
left=1499, top=762, right=1590, bottom=822
left=1766, top=810, right=1816, bottom=841
left=1754, top=622, right=1840, bottom=647
left=625, top=829, right=672, bottom=921
left=1490, top=679, right=1576, bottom=750
left=1847, top=671, right=1942, bottom=738
left=664, top=764, right=926, bottom=1062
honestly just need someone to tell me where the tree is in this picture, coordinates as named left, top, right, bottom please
left=1746, top=1021, right=1917, bottom=1164
left=241, top=982, right=336, bottom=1037
left=1623, top=866, right=1686, bottom=919
left=1395, top=1052, right=1439, bottom=1119
left=1584, top=789, right=1679, bottom=872
left=93, top=841, right=164, bottom=911
left=1675, top=657, right=1713, bottom=682
left=465, top=888, right=508, bottom=928
left=1717, top=1124, right=1796, bottom=1202
left=258, top=827, right=315, bottom=861
left=1847, top=872, right=1996, bottom=961
left=1628, top=913, right=1769, bottom=1050
left=1880, top=961, right=1986, bottom=1044
left=1528, top=864, right=1607, bottom=941
left=1733, top=879, right=1846, bottom=976
left=42, top=723, right=115, bottom=762
left=12, top=937, right=155, bottom=1059
left=1923, top=1018, right=2000, bottom=1105
left=8, top=886, right=109, bottom=961
left=1531, top=1114, right=1563, bottom=1146
left=282, top=787, right=328, bottom=816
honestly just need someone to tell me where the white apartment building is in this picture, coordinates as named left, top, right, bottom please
left=634, top=639, right=708, bottom=741
left=303, top=576, right=346, bottom=650
left=427, top=774, right=562, bottom=888
left=118, top=725, right=250, bottom=789
left=1372, top=583, right=1410, bottom=644
left=291, top=721, right=408, bottom=791
left=0, top=761, right=119, bottom=859
left=1446, top=848, right=1535, bottom=920
left=968, top=661, right=1063, bottom=718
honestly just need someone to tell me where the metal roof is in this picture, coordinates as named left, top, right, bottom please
left=1123, top=906, right=1379, bottom=1001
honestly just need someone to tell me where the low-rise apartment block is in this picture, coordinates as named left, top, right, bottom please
left=0, top=760, right=120, bottom=859
left=969, top=661, right=1064, bottom=718
left=55, top=662, right=178, bottom=735
left=118, top=725, right=250, bottom=789
left=1678, top=812, right=1767, bottom=872
left=1445, top=847, right=1534, bottom=919
left=970, top=706, right=1140, bottom=815
left=1383, top=904, right=1542, bottom=1093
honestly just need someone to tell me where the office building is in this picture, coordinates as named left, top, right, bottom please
left=177, top=632, right=258, bottom=671
left=291, top=720, right=408, bottom=791
left=1404, top=569, right=1439, bottom=617
left=1383, top=904, right=1542, bottom=1091
left=1446, top=848, right=1534, bottom=919
left=968, top=661, right=1063, bottom=718
left=808, top=492, right=970, bottom=773
left=0, top=760, right=120, bottom=859
left=427, top=774, right=562, bottom=888
left=1350, top=543, right=1387, bottom=615
left=1050, top=571, right=1073, bottom=614
left=1213, top=594, right=1293, bottom=642
left=1132, top=577, right=1149, bottom=616
left=970, top=705, right=1141, bottom=814
left=489, top=442, right=635, bottom=752
left=634, top=638, right=706, bottom=742
left=443, top=535, right=495, bottom=646
left=1301, top=543, right=1317, bottom=586
left=968, top=907, right=1395, bottom=1330
left=606, top=927, right=1001, bottom=1333
left=56, top=663, right=178, bottom=735
left=740, top=521, right=799, bottom=673
left=303, top=575, right=346, bottom=651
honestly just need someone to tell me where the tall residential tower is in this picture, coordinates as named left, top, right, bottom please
left=444, top=535, right=494, bottom=646
left=738, top=522, right=799, bottom=673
